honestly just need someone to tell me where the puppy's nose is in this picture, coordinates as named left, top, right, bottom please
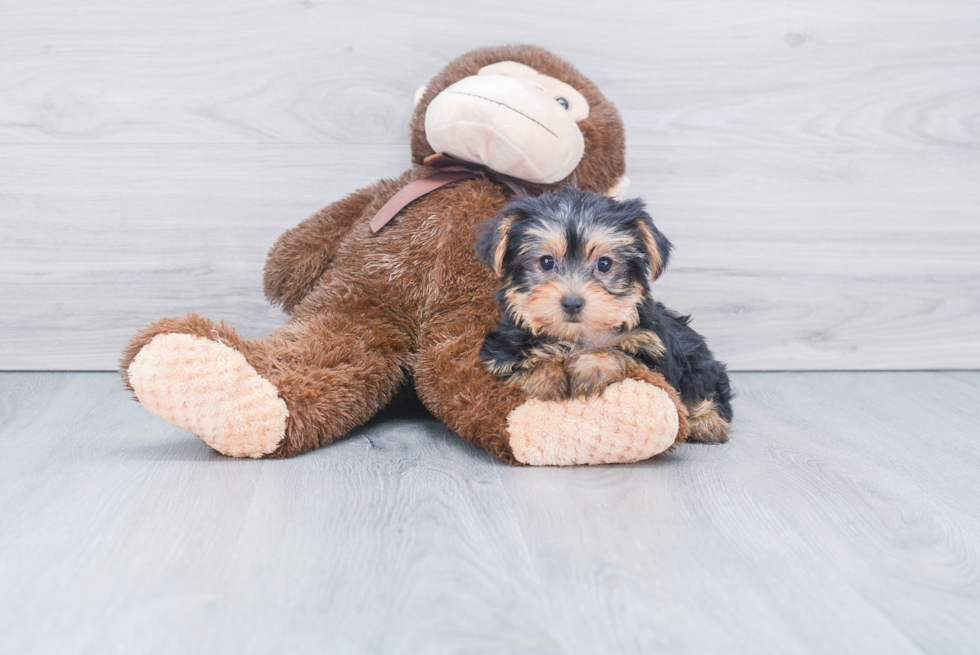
left=561, top=295, right=585, bottom=315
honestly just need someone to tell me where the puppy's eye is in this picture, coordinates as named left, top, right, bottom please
left=596, top=256, right=613, bottom=273
left=556, top=97, right=569, bottom=110
left=539, top=255, right=555, bottom=271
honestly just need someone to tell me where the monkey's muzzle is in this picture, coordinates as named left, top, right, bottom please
left=424, top=73, right=586, bottom=185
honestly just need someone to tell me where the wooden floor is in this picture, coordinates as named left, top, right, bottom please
left=1, top=371, right=978, bottom=654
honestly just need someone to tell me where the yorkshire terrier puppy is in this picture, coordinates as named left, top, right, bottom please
left=476, top=186, right=733, bottom=443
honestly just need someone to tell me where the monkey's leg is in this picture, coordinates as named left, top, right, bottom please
left=414, top=320, right=685, bottom=466
left=120, top=308, right=412, bottom=458
left=412, top=320, right=528, bottom=463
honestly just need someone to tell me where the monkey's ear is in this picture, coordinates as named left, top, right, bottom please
left=475, top=215, right=516, bottom=278
left=634, top=209, right=672, bottom=281
left=607, top=175, right=630, bottom=201
left=413, top=85, right=428, bottom=107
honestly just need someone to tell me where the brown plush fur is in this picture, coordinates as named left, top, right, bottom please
left=121, top=45, right=685, bottom=463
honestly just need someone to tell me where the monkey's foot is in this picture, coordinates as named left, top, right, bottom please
left=506, top=378, right=679, bottom=466
left=127, top=333, right=288, bottom=458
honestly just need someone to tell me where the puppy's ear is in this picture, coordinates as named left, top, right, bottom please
left=634, top=208, right=672, bottom=281
left=475, top=214, right=516, bottom=278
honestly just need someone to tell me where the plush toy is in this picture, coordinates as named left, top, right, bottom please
left=120, top=45, right=692, bottom=466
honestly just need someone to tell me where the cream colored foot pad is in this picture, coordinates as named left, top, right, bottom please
left=506, top=378, right=679, bottom=466
left=127, top=333, right=288, bottom=458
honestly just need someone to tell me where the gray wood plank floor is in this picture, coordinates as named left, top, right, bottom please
left=2, top=0, right=979, bottom=371
left=1, top=371, right=978, bottom=654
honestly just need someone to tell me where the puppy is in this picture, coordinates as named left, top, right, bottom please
left=476, top=186, right=733, bottom=443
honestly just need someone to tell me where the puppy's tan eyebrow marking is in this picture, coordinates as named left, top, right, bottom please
left=523, top=223, right=567, bottom=260
left=583, top=231, right=632, bottom=260
left=542, top=235, right=567, bottom=261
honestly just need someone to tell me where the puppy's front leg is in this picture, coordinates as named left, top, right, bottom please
left=515, top=357, right=571, bottom=401
left=566, top=350, right=628, bottom=398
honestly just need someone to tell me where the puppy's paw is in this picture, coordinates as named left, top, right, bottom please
left=515, top=359, right=570, bottom=401
left=506, top=379, right=679, bottom=465
left=566, top=350, right=627, bottom=398
left=686, top=399, right=731, bottom=443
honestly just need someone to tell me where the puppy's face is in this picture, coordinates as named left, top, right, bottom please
left=477, top=187, right=672, bottom=341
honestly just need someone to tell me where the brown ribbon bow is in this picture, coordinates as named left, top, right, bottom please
left=369, top=153, right=531, bottom=233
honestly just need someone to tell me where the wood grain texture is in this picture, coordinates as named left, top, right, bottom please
left=1, top=0, right=979, bottom=370
left=1, top=0, right=977, bottom=149
left=1, top=144, right=977, bottom=370
left=0, top=371, right=978, bottom=653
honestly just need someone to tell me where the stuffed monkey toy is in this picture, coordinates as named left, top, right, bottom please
left=120, top=45, right=691, bottom=466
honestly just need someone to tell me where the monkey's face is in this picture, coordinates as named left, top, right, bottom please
left=424, top=61, right=589, bottom=185
left=410, top=46, right=627, bottom=195
left=478, top=188, right=673, bottom=343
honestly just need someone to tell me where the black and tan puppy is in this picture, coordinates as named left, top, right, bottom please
left=477, top=186, right=734, bottom=443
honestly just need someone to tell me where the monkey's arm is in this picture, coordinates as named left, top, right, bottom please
left=263, top=186, right=377, bottom=314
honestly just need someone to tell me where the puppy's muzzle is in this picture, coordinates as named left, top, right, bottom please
left=561, top=294, right=585, bottom=316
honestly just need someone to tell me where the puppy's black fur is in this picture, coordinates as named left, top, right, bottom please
left=639, top=301, right=734, bottom=423
left=476, top=186, right=733, bottom=441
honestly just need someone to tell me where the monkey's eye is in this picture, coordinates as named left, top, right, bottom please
left=596, top=257, right=613, bottom=273
left=539, top=255, right=556, bottom=271
left=555, top=97, right=569, bottom=110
